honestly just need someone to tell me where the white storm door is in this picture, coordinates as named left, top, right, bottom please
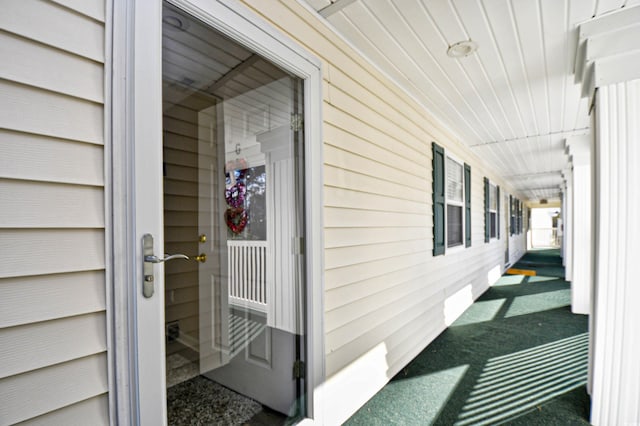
left=126, top=0, right=323, bottom=424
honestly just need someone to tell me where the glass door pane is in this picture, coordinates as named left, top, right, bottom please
left=161, top=3, right=306, bottom=423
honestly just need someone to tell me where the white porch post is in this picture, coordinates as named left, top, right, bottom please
left=574, top=6, right=640, bottom=425
left=565, top=136, right=592, bottom=314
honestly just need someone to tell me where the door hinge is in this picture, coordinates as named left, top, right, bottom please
left=290, top=114, right=303, bottom=132
left=293, top=360, right=305, bottom=379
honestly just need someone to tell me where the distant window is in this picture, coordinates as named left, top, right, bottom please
left=484, top=178, right=500, bottom=242
left=489, top=184, right=498, bottom=239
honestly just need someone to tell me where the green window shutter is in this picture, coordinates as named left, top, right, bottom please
left=517, top=200, right=520, bottom=234
left=464, top=163, right=471, bottom=247
left=516, top=199, right=520, bottom=234
left=510, top=195, right=514, bottom=236
left=432, top=142, right=445, bottom=256
left=497, top=185, right=501, bottom=239
left=484, top=177, right=490, bottom=243
left=519, top=200, right=523, bottom=234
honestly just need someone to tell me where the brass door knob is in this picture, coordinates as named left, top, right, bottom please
left=198, top=234, right=207, bottom=243
left=194, top=253, right=207, bottom=263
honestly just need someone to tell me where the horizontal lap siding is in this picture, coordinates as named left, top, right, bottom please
left=240, top=1, right=525, bottom=422
left=0, top=1, right=108, bottom=425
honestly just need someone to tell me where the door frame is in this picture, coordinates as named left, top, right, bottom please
left=107, top=0, right=325, bottom=424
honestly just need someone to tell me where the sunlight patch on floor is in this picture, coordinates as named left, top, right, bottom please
left=450, top=298, right=506, bottom=327
left=492, top=274, right=526, bottom=287
left=528, top=276, right=560, bottom=283
left=504, top=289, right=571, bottom=318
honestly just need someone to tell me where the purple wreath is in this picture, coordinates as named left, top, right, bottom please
left=225, top=182, right=246, bottom=208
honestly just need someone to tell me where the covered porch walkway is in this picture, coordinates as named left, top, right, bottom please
left=346, top=250, right=590, bottom=425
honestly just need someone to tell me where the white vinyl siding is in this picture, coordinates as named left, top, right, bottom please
left=239, top=1, right=527, bottom=423
left=0, top=1, right=108, bottom=425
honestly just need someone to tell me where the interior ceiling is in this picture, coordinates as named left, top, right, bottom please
left=304, top=0, right=639, bottom=203
left=162, top=3, right=287, bottom=108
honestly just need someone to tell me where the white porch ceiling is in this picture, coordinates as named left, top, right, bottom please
left=303, top=0, right=640, bottom=202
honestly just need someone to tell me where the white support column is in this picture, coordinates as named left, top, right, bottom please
left=574, top=6, right=640, bottom=425
left=590, top=79, right=640, bottom=426
left=565, top=136, right=592, bottom=314
left=562, top=167, right=574, bottom=282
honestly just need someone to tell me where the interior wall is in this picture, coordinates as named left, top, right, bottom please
left=163, top=92, right=215, bottom=372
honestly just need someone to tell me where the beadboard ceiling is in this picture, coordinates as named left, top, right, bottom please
left=303, top=0, right=639, bottom=203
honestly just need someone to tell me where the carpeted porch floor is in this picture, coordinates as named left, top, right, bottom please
left=345, top=249, right=591, bottom=425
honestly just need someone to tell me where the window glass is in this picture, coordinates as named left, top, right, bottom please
left=446, top=157, right=464, bottom=248
left=447, top=204, right=463, bottom=247
left=446, top=157, right=463, bottom=203
left=490, top=212, right=497, bottom=238
left=490, top=184, right=497, bottom=211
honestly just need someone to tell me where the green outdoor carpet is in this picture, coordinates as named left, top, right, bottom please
left=345, top=249, right=590, bottom=426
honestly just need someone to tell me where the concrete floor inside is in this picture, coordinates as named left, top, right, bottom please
left=346, top=249, right=591, bottom=425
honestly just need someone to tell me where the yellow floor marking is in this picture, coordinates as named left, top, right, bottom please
left=506, top=268, right=537, bottom=276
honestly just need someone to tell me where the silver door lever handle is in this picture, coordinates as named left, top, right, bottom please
left=144, top=254, right=190, bottom=263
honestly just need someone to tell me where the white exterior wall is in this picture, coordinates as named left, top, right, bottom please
left=0, top=0, right=528, bottom=424
left=0, top=1, right=109, bottom=425
left=239, top=1, right=526, bottom=423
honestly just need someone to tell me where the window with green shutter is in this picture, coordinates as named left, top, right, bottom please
left=484, top=178, right=499, bottom=242
left=432, top=143, right=471, bottom=255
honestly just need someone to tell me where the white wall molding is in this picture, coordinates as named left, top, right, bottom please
left=574, top=5, right=640, bottom=105
left=590, top=79, right=640, bottom=426
left=565, top=135, right=592, bottom=314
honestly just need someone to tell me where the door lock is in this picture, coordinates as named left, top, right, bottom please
left=194, top=253, right=207, bottom=263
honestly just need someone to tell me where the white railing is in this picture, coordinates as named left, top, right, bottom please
left=227, top=240, right=268, bottom=313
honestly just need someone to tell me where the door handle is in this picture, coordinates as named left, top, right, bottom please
left=145, top=253, right=205, bottom=263
left=142, top=234, right=190, bottom=298
left=144, top=253, right=189, bottom=263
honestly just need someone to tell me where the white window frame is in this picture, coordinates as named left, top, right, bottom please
left=107, top=0, right=325, bottom=423
left=489, top=182, right=498, bottom=240
left=444, top=152, right=466, bottom=253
